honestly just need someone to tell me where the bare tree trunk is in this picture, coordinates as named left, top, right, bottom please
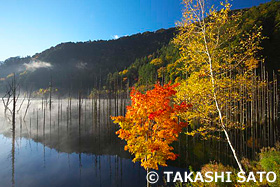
left=49, top=76, right=52, bottom=110
left=78, top=91, right=82, bottom=127
left=23, top=90, right=32, bottom=121
left=12, top=74, right=16, bottom=131
left=202, top=27, right=244, bottom=172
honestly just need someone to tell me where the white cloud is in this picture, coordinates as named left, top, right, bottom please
left=24, top=60, right=52, bottom=71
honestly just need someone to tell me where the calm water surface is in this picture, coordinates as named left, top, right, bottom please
left=0, top=99, right=187, bottom=187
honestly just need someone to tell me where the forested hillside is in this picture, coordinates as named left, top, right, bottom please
left=0, top=28, right=176, bottom=93
left=110, top=1, right=280, bottom=88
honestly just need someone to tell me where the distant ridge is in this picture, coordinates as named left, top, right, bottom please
left=0, top=27, right=177, bottom=92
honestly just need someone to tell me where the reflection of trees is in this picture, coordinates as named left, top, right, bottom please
left=0, top=99, right=131, bottom=159
left=11, top=130, right=15, bottom=187
left=0, top=98, right=240, bottom=173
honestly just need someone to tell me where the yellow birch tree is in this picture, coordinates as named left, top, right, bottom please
left=173, top=0, right=264, bottom=172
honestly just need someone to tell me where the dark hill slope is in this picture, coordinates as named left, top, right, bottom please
left=0, top=28, right=176, bottom=92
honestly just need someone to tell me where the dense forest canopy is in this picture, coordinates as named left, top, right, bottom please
left=112, top=1, right=280, bottom=88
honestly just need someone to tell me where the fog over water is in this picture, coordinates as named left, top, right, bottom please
left=0, top=98, right=187, bottom=186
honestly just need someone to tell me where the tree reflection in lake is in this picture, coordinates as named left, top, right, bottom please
left=0, top=99, right=189, bottom=187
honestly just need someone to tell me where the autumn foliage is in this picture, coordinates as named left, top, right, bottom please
left=111, top=83, right=190, bottom=170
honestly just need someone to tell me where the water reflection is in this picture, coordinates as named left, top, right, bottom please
left=11, top=130, right=15, bottom=187
left=0, top=133, right=149, bottom=187
left=0, top=99, right=129, bottom=157
left=0, top=99, right=188, bottom=186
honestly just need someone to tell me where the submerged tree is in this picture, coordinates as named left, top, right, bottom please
left=1, top=73, right=20, bottom=130
left=2, top=73, right=34, bottom=129
left=111, top=83, right=189, bottom=172
left=173, top=0, right=264, bottom=172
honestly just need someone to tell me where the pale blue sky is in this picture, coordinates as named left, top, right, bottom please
left=0, top=0, right=271, bottom=61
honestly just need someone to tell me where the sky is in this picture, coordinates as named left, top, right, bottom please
left=0, top=0, right=272, bottom=61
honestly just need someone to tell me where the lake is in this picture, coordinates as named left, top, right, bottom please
left=0, top=98, right=198, bottom=187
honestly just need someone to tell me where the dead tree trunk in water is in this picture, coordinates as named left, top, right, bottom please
left=49, top=76, right=52, bottom=110
left=2, top=74, right=20, bottom=131
left=12, top=74, right=16, bottom=130
left=23, top=89, right=33, bottom=121
left=78, top=91, right=82, bottom=127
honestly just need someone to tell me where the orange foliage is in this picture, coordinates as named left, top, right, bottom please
left=111, top=83, right=190, bottom=170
